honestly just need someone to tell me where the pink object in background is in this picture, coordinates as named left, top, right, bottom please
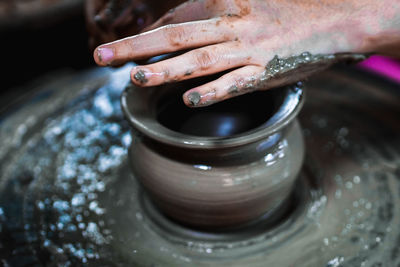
left=358, top=55, right=400, bottom=83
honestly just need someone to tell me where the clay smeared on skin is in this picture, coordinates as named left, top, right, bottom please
left=184, top=70, right=193, bottom=76
left=188, top=52, right=369, bottom=106
left=97, top=51, right=103, bottom=63
left=189, top=52, right=368, bottom=107
left=194, top=88, right=218, bottom=107
left=226, top=13, right=241, bottom=18
left=166, top=77, right=180, bottom=84
left=228, top=85, right=240, bottom=95
left=187, top=92, right=201, bottom=106
left=263, top=52, right=368, bottom=80
left=221, top=52, right=368, bottom=106
left=164, top=70, right=170, bottom=78
left=134, top=70, right=148, bottom=84
left=234, top=0, right=251, bottom=17
left=256, top=52, right=368, bottom=91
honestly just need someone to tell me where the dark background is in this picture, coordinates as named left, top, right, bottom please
left=1, top=3, right=94, bottom=109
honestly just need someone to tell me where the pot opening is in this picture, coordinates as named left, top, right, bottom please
left=156, top=87, right=284, bottom=138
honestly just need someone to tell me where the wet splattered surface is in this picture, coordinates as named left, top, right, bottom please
left=0, top=65, right=400, bottom=266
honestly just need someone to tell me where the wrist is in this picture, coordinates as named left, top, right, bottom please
left=354, top=1, right=400, bottom=56
left=310, top=0, right=400, bottom=57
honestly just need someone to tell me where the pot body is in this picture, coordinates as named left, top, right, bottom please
left=129, top=120, right=304, bottom=228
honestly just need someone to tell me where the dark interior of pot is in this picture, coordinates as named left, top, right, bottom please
left=156, top=77, right=285, bottom=137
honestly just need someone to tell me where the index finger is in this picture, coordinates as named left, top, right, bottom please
left=93, top=18, right=233, bottom=66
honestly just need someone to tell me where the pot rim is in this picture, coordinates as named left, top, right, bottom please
left=121, top=82, right=304, bottom=149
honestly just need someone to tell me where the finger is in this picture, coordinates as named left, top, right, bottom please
left=130, top=42, right=251, bottom=86
left=182, top=65, right=266, bottom=107
left=85, top=0, right=106, bottom=44
left=94, top=0, right=134, bottom=30
left=94, top=18, right=232, bottom=66
left=143, top=0, right=214, bottom=32
left=85, top=0, right=106, bottom=23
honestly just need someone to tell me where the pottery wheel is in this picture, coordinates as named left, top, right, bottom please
left=0, top=64, right=399, bottom=266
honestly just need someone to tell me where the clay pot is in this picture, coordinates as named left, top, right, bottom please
left=121, top=78, right=305, bottom=229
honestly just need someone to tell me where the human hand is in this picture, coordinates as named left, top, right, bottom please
left=85, top=0, right=184, bottom=50
left=93, top=0, right=399, bottom=107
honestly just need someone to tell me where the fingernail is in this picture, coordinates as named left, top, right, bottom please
left=187, top=92, right=201, bottom=106
left=133, top=69, right=149, bottom=84
left=97, top=47, right=114, bottom=63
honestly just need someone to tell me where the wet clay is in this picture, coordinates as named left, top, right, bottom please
left=228, top=85, right=240, bottom=95
left=2, top=65, right=400, bottom=266
left=134, top=70, right=148, bottom=84
left=187, top=91, right=201, bottom=106
left=263, top=52, right=368, bottom=79
left=188, top=52, right=368, bottom=107
left=157, top=89, right=277, bottom=137
left=124, top=79, right=305, bottom=228
left=251, top=52, right=367, bottom=97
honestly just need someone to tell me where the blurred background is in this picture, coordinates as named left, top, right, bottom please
left=0, top=0, right=92, bottom=109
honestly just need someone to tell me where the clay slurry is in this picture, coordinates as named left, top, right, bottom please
left=157, top=89, right=279, bottom=137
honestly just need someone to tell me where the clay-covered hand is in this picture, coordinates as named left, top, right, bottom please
left=93, top=0, right=400, bottom=107
left=85, top=0, right=184, bottom=49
